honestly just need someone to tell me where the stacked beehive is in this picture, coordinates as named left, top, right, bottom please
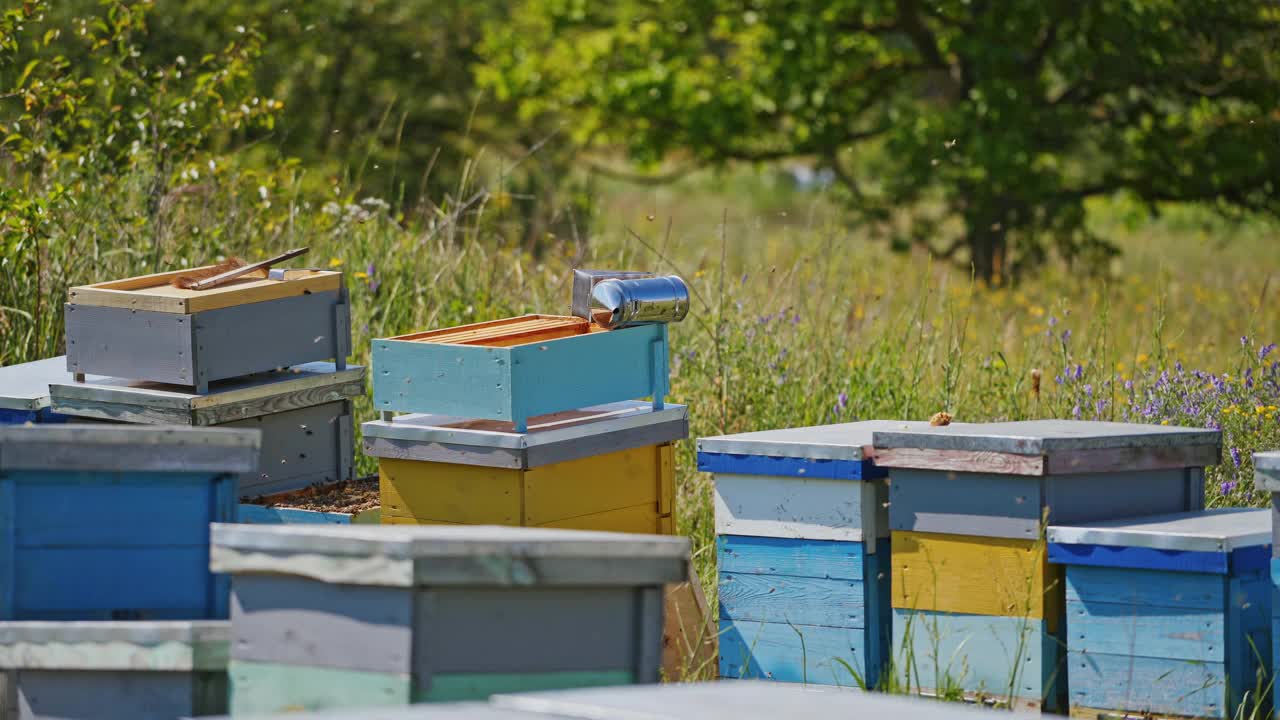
left=211, top=523, right=689, bottom=714
left=0, top=424, right=260, bottom=718
left=1048, top=508, right=1271, bottom=719
left=0, top=356, right=96, bottom=425
left=1253, top=451, right=1280, bottom=719
left=50, top=266, right=364, bottom=518
left=871, top=420, right=1220, bottom=711
left=697, top=421, right=927, bottom=688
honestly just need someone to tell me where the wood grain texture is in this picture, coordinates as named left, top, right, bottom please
left=720, top=572, right=867, bottom=628
left=1045, top=444, right=1219, bottom=475
left=717, top=535, right=865, bottom=581
left=379, top=458, right=522, bottom=525
left=1065, top=564, right=1224, bottom=610
left=1065, top=598, right=1224, bottom=661
left=892, top=531, right=1062, bottom=626
left=534, top=503, right=665, bottom=534
left=68, top=269, right=341, bottom=314
left=227, top=400, right=352, bottom=497
left=1067, top=651, right=1225, bottom=718
left=65, top=304, right=196, bottom=385
left=229, top=659, right=410, bottom=714
left=661, top=569, right=717, bottom=682
left=875, top=448, right=1045, bottom=476
left=713, top=473, right=868, bottom=543
left=522, top=445, right=664, bottom=525
left=719, top=619, right=865, bottom=686
left=893, top=609, right=1061, bottom=711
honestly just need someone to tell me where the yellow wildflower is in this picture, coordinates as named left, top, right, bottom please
left=354, top=271, right=369, bottom=280
left=1136, top=353, right=1149, bottom=364
left=329, top=257, right=343, bottom=268
left=1258, top=405, right=1267, bottom=414
left=694, top=270, right=705, bottom=278
left=1160, top=420, right=1170, bottom=426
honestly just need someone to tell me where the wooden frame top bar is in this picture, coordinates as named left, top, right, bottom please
left=68, top=267, right=342, bottom=314
left=388, top=315, right=604, bottom=348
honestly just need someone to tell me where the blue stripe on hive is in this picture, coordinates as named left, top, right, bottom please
left=717, top=535, right=865, bottom=580
left=1048, top=542, right=1271, bottom=575
left=719, top=618, right=866, bottom=687
left=696, top=452, right=885, bottom=480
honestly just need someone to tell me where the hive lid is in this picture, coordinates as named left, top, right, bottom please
left=50, top=362, right=365, bottom=424
left=67, top=268, right=343, bottom=314
left=362, top=400, right=687, bottom=461
left=872, top=420, right=1221, bottom=476
left=1048, top=508, right=1270, bottom=554
left=493, top=680, right=1016, bottom=719
left=0, top=424, right=260, bottom=473
left=210, top=523, right=690, bottom=588
left=698, top=420, right=931, bottom=461
left=0, top=357, right=107, bottom=411
left=222, top=703, right=548, bottom=720
left=0, top=620, right=229, bottom=671
left=1255, top=452, right=1280, bottom=491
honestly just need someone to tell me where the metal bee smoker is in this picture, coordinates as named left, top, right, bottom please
left=570, top=269, right=654, bottom=320
left=590, top=275, right=690, bottom=329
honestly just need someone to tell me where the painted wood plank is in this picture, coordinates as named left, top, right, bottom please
left=68, top=269, right=341, bottom=314
left=892, top=609, right=1059, bottom=709
left=714, top=473, right=868, bottom=543
left=379, top=458, right=522, bottom=525
left=719, top=618, right=866, bottom=687
left=1224, top=574, right=1271, bottom=720
left=872, top=420, right=1219, bottom=458
left=413, top=587, right=644, bottom=676
left=228, top=400, right=352, bottom=497
left=65, top=304, right=196, bottom=386
left=14, top=546, right=215, bottom=620
left=1050, top=543, right=1228, bottom=574
left=720, top=572, right=867, bottom=628
left=1043, top=468, right=1203, bottom=526
left=12, top=669, right=226, bottom=719
left=889, top=470, right=1042, bottom=540
left=0, top=357, right=88, bottom=411
left=892, top=531, right=1060, bottom=624
left=230, top=575, right=412, bottom=674
left=1065, top=598, right=1224, bottom=662
left=717, top=535, right=865, bottom=581
left=236, top=503, right=364, bottom=524
left=194, top=290, right=348, bottom=388
left=1065, top=564, right=1224, bottom=611
left=417, top=671, right=636, bottom=703
left=697, top=452, right=882, bottom=480
left=14, top=478, right=213, bottom=546
left=533, top=503, right=665, bottom=534
left=522, top=445, right=663, bottom=525
left=876, top=448, right=1045, bottom=476
left=1067, top=651, right=1225, bottom=719
left=1045, top=444, right=1220, bottom=475
left=0, top=425, right=259, bottom=473
left=228, top=659, right=410, bottom=714
left=373, top=340, right=513, bottom=420
left=0, top=621, right=229, bottom=671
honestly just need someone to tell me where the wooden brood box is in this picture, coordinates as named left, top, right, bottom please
left=372, top=315, right=669, bottom=432
left=66, top=268, right=350, bottom=393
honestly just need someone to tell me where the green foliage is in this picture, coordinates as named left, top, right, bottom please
left=482, top=0, right=1280, bottom=281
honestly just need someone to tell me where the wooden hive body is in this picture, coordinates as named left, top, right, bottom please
left=0, top=357, right=106, bottom=425
left=50, top=362, right=362, bottom=499
left=873, top=420, right=1221, bottom=712
left=364, top=401, right=686, bottom=534
left=371, top=316, right=669, bottom=432
left=65, top=269, right=350, bottom=394
left=0, top=620, right=229, bottom=720
left=699, top=420, right=930, bottom=689
left=1048, top=508, right=1272, bottom=719
left=0, top=425, right=259, bottom=621
left=209, top=524, right=689, bottom=715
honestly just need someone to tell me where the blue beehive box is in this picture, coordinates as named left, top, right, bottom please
left=0, top=357, right=106, bottom=425
left=698, top=420, right=928, bottom=688
left=0, top=425, right=259, bottom=620
left=1048, top=508, right=1272, bottom=719
left=1253, top=451, right=1280, bottom=719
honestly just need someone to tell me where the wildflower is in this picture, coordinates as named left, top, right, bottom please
left=1072, top=404, right=1081, bottom=419
left=1084, top=384, right=1093, bottom=398
left=1062, top=329, right=1072, bottom=344
left=1230, top=447, right=1242, bottom=467
left=1073, top=364, right=1084, bottom=381
left=1160, top=420, right=1170, bottom=425
left=1221, top=481, right=1237, bottom=494
left=329, top=257, right=343, bottom=268
left=1260, top=344, right=1278, bottom=361
left=354, top=272, right=369, bottom=280
left=1048, top=316, right=1057, bottom=328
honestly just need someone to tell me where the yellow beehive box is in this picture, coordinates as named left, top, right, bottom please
left=362, top=401, right=686, bottom=534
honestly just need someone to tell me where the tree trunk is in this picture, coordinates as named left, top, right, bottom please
left=966, top=225, right=1008, bottom=285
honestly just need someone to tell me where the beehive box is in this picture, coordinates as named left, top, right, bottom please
left=0, top=357, right=105, bottom=425
left=50, top=362, right=362, bottom=498
left=0, top=425, right=259, bottom=620
left=66, top=268, right=350, bottom=393
left=1048, top=508, right=1271, bottom=719
left=371, top=315, right=669, bottom=432
left=364, top=401, right=684, bottom=533
left=699, top=420, right=929, bottom=688
left=0, top=620, right=229, bottom=719
left=209, top=523, right=689, bottom=714
left=1251, top=451, right=1280, bottom=720
left=492, top=680, right=1033, bottom=720
left=873, top=420, right=1220, bottom=711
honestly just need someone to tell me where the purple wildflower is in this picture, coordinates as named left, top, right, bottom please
left=1062, top=329, right=1072, bottom=344
left=1048, top=316, right=1058, bottom=328
left=1261, top=344, right=1277, bottom=361
left=1084, top=384, right=1093, bottom=397
left=1072, top=404, right=1082, bottom=419
left=1073, top=364, right=1084, bottom=381
left=1241, top=336, right=1249, bottom=347
left=1220, top=481, right=1237, bottom=495
left=1055, top=375, right=1064, bottom=385
left=1230, top=447, right=1242, bottom=467
left=792, top=313, right=801, bottom=326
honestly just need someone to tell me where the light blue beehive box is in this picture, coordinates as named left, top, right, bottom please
left=1254, top=451, right=1280, bottom=719
left=698, top=420, right=928, bottom=688
left=1049, top=508, right=1272, bottom=719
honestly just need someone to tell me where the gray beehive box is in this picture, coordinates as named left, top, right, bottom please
left=209, top=524, right=689, bottom=715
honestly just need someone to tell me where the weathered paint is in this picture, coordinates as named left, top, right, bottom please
left=237, top=504, right=380, bottom=525
left=372, top=319, right=667, bottom=431
left=229, top=660, right=411, bottom=715
left=415, top=671, right=636, bottom=703
left=719, top=619, right=866, bottom=687
left=891, top=531, right=1062, bottom=626
left=712, top=473, right=875, bottom=544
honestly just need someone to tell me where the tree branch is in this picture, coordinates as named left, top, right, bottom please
left=895, top=0, right=950, bottom=70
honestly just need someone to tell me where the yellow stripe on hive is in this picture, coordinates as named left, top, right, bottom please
left=534, top=503, right=666, bottom=534
left=891, top=530, right=1063, bottom=627
left=522, top=444, right=667, bottom=525
left=378, top=458, right=522, bottom=525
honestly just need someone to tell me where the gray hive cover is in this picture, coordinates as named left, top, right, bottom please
left=698, top=420, right=931, bottom=460
left=1255, top=451, right=1280, bottom=491
left=210, top=523, right=690, bottom=588
left=1047, top=508, right=1270, bottom=553
left=0, top=356, right=106, bottom=411
left=0, top=425, right=260, bottom=473
left=493, top=680, right=1022, bottom=720
left=50, top=362, right=364, bottom=417
left=0, top=620, right=229, bottom=671
left=216, top=703, right=548, bottom=720
left=873, top=419, right=1221, bottom=455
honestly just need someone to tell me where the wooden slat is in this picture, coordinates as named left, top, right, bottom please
left=522, top=445, right=662, bottom=525
left=875, top=447, right=1045, bottom=476
left=378, top=458, right=522, bottom=525
left=1045, top=444, right=1220, bottom=475
left=661, top=566, right=717, bottom=681
left=390, top=315, right=563, bottom=343
left=67, top=271, right=340, bottom=314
